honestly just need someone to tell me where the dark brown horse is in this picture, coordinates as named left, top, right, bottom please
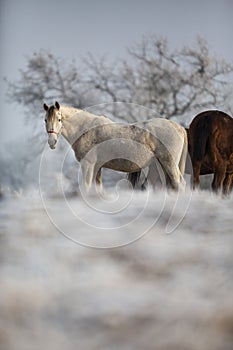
left=188, top=110, right=233, bottom=195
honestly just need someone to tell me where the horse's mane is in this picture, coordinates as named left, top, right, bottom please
left=60, top=104, right=111, bottom=123
left=60, top=105, right=82, bottom=115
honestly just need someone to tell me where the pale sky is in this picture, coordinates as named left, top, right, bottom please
left=1, top=0, right=233, bottom=148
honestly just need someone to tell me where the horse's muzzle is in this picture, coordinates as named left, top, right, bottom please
left=49, top=142, right=56, bottom=149
left=48, top=134, right=57, bottom=149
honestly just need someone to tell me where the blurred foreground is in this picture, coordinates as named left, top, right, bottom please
left=0, top=188, right=233, bottom=350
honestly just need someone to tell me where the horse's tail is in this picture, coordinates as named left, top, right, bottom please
left=192, top=116, right=211, bottom=161
left=179, top=128, right=188, bottom=176
left=127, top=171, right=141, bottom=188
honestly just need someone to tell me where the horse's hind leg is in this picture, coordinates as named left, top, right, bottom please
left=192, top=160, right=201, bottom=190
left=160, top=161, right=182, bottom=191
left=147, top=159, right=166, bottom=190
left=212, top=164, right=227, bottom=194
left=222, top=173, right=233, bottom=196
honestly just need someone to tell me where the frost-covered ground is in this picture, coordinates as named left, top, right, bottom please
left=0, top=183, right=233, bottom=350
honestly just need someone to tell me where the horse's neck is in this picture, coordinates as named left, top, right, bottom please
left=60, top=106, right=112, bottom=145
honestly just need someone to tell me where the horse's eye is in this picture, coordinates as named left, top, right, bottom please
left=58, top=119, right=61, bottom=122
left=44, top=119, right=47, bottom=123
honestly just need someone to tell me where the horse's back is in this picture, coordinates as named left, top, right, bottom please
left=190, top=110, right=233, bottom=134
left=136, top=118, right=186, bottom=149
left=188, top=110, right=233, bottom=193
left=189, top=110, right=233, bottom=162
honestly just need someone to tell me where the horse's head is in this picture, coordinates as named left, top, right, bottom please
left=43, top=101, right=63, bottom=149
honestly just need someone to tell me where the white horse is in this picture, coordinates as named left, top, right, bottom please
left=43, top=101, right=187, bottom=192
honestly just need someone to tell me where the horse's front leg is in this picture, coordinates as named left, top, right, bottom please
left=80, top=159, right=95, bottom=193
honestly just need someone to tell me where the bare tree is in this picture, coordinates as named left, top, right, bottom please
left=6, top=36, right=233, bottom=126
left=85, top=36, right=233, bottom=123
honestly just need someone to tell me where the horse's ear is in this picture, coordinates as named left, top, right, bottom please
left=44, top=103, right=49, bottom=111
left=55, top=101, right=60, bottom=110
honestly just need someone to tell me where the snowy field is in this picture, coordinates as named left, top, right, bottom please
left=0, top=176, right=233, bottom=350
